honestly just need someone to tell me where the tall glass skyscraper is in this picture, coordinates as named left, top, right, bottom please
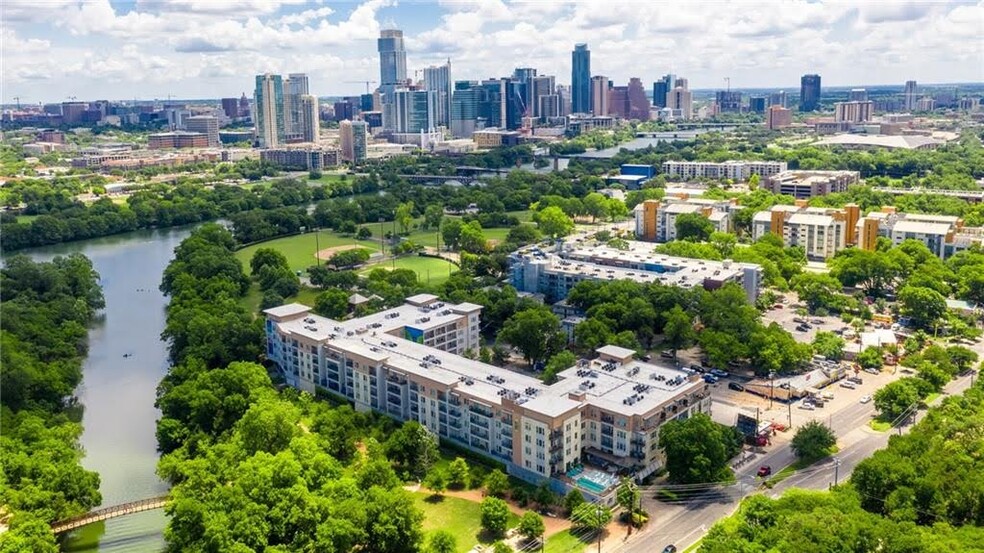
left=571, top=44, right=591, bottom=114
left=378, top=29, right=407, bottom=130
left=423, top=61, right=452, bottom=128
left=254, top=74, right=285, bottom=148
left=800, top=74, right=822, bottom=112
left=285, top=73, right=310, bottom=139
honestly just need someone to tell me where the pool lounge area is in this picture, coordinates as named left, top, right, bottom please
left=567, top=465, right=619, bottom=494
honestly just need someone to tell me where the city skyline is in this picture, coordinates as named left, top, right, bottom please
left=3, top=0, right=982, bottom=103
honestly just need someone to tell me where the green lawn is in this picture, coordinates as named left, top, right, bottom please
left=235, top=231, right=381, bottom=275
left=924, top=392, right=941, bottom=405
left=360, top=256, right=458, bottom=286
left=765, top=446, right=840, bottom=487
left=543, top=529, right=590, bottom=553
left=413, top=492, right=520, bottom=553
left=242, top=283, right=322, bottom=313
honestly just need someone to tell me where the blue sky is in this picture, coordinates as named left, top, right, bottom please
left=3, top=0, right=982, bottom=103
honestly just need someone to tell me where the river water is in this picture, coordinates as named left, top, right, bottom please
left=16, top=226, right=194, bottom=552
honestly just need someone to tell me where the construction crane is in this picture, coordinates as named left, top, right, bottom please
left=345, top=80, right=378, bottom=95
left=66, top=96, right=77, bottom=101
left=13, top=96, right=22, bottom=109
left=724, top=77, right=731, bottom=93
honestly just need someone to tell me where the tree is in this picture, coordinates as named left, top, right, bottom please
left=313, top=288, right=350, bottom=319
left=898, top=286, right=947, bottom=330
left=497, top=306, right=563, bottom=367
left=658, top=413, right=736, bottom=484
left=506, top=223, right=541, bottom=246
left=536, top=206, right=574, bottom=239
left=543, top=350, right=576, bottom=384
left=790, top=420, right=836, bottom=461
left=517, top=511, right=545, bottom=543
left=357, top=226, right=373, bottom=239
left=791, top=272, right=843, bottom=313
left=441, top=218, right=463, bottom=251
left=748, top=173, right=760, bottom=190
left=675, top=212, right=714, bottom=242
left=385, top=421, right=440, bottom=479
left=583, top=192, right=608, bottom=222
left=812, top=331, right=846, bottom=361
left=484, top=469, right=509, bottom=498
left=605, top=198, right=629, bottom=222
left=748, top=323, right=813, bottom=375
left=491, top=542, right=513, bottom=553
left=250, top=247, right=290, bottom=276
left=428, top=530, right=456, bottom=553
left=857, top=347, right=883, bottom=370
left=328, top=248, right=371, bottom=269
left=425, top=469, right=448, bottom=496
left=662, top=305, right=696, bottom=351
left=710, top=231, right=737, bottom=257
left=396, top=201, right=414, bottom=234
left=448, top=457, right=470, bottom=489
left=481, top=497, right=511, bottom=538
left=874, top=378, right=923, bottom=421
left=423, top=204, right=444, bottom=230
left=616, top=477, right=641, bottom=534
left=564, top=489, right=586, bottom=515
left=571, top=503, right=613, bottom=533
left=574, top=318, right=614, bottom=353
left=459, top=220, right=487, bottom=254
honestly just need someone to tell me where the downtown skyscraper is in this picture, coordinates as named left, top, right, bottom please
left=254, top=74, right=285, bottom=147
left=800, top=74, right=822, bottom=112
left=423, top=61, right=452, bottom=128
left=571, top=44, right=591, bottom=114
left=378, top=29, right=408, bottom=130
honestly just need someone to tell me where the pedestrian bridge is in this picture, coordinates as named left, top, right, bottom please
left=50, top=495, right=169, bottom=534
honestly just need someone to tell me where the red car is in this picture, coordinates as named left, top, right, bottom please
left=757, top=465, right=772, bottom=477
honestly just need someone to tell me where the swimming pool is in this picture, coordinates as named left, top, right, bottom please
left=576, top=468, right=618, bottom=494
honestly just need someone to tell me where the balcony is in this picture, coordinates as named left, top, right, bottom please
left=469, top=416, right=490, bottom=429
left=601, top=414, right=615, bottom=424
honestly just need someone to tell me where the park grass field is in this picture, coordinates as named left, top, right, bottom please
left=413, top=492, right=520, bottom=553
left=543, top=529, right=589, bottom=553
left=360, top=255, right=458, bottom=286
left=235, top=231, right=381, bottom=275
left=242, top=283, right=321, bottom=313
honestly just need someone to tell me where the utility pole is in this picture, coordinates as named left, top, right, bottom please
left=833, top=457, right=841, bottom=486
left=597, top=503, right=603, bottom=553
left=787, top=401, right=792, bottom=429
left=769, top=372, right=775, bottom=410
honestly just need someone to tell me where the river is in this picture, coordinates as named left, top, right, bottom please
left=16, top=226, right=194, bottom=552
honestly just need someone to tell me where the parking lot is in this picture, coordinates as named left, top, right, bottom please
left=761, top=300, right=847, bottom=343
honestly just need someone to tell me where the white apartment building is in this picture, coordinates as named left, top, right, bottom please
left=857, top=209, right=984, bottom=259
left=634, top=198, right=733, bottom=243
left=764, top=170, right=861, bottom=199
left=265, top=295, right=710, bottom=502
left=661, top=160, right=787, bottom=182
left=753, top=205, right=850, bottom=260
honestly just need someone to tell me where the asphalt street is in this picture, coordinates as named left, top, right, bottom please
left=615, top=370, right=977, bottom=553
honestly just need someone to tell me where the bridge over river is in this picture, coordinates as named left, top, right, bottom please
left=51, top=495, right=169, bottom=535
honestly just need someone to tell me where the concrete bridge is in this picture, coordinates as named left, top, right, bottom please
left=50, top=495, right=169, bottom=534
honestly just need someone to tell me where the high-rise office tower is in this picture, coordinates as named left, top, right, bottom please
left=767, top=105, right=792, bottom=130
left=423, top=61, right=452, bottom=128
left=378, top=29, right=408, bottom=130
left=500, top=79, right=526, bottom=130
left=627, top=78, right=650, bottom=120
left=221, top=98, right=239, bottom=119
left=591, top=76, right=610, bottom=116
left=299, top=94, right=320, bottom=142
left=339, top=120, right=368, bottom=162
left=716, top=91, right=742, bottom=113
left=849, top=88, right=868, bottom=102
left=393, top=89, right=437, bottom=133
left=185, top=115, right=219, bottom=147
left=666, top=86, right=692, bottom=119
left=538, top=95, right=560, bottom=119
left=608, top=86, right=629, bottom=119
left=451, top=81, right=480, bottom=138
left=254, top=73, right=285, bottom=147
left=531, top=75, right=555, bottom=118
left=769, top=91, right=787, bottom=108
left=556, top=85, right=571, bottom=116
left=652, top=74, right=673, bottom=108
left=834, top=101, right=873, bottom=123
left=904, top=80, right=918, bottom=111
left=239, top=93, right=251, bottom=119
left=748, top=96, right=767, bottom=113
left=512, top=67, right=537, bottom=117
left=284, top=73, right=310, bottom=140
left=674, top=77, right=688, bottom=90
left=800, top=74, right=821, bottom=112
left=571, top=44, right=591, bottom=114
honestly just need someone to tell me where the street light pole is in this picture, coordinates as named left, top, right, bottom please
left=597, top=504, right=603, bottom=553
left=769, top=372, right=775, bottom=410
left=834, top=457, right=841, bottom=486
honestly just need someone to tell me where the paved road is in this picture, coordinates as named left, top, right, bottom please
left=615, top=370, right=977, bottom=553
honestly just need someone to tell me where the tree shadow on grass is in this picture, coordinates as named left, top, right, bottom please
left=476, top=529, right=507, bottom=545
left=424, top=494, right=446, bottom=504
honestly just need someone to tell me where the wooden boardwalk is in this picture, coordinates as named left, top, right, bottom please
left=50, top=495, right=169, bottom=534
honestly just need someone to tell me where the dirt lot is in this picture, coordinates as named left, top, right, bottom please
left=315, top=244, right=365, bottom=260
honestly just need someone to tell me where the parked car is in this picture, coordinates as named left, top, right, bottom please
left=690, top=364, right=705, bottom=373
left=662, top=546, right=678, bottom=553
left=773, top=304, right=784, bottom=309
left=660, top=351, right=675, bottom=359
left=799, top=402, right=816, bottom=410
left=860, top=395, right=872, bottom=404
left=812, top=318, right=824, bottom=325
left=821, top=391, right=835, bottom=400
left=864, top=367, right=880, bottom=375
left=641, top=354, right=652, bottom=362
left=711, top=368, right=730, bottom=378
left=727, top=360, right=741, bottom=368
left=728, top=382, right=745, bottom=392
left=703, top=374, right=719, bottom=384
left=795, top=325, right=809, bottom=332
left=757, top=465, right=772, bottom=477
left=840, top=380, right=857, bottom=389
left=849, top=376, right=863, bottom=384
left=793, top=317, right=807, bottom=324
